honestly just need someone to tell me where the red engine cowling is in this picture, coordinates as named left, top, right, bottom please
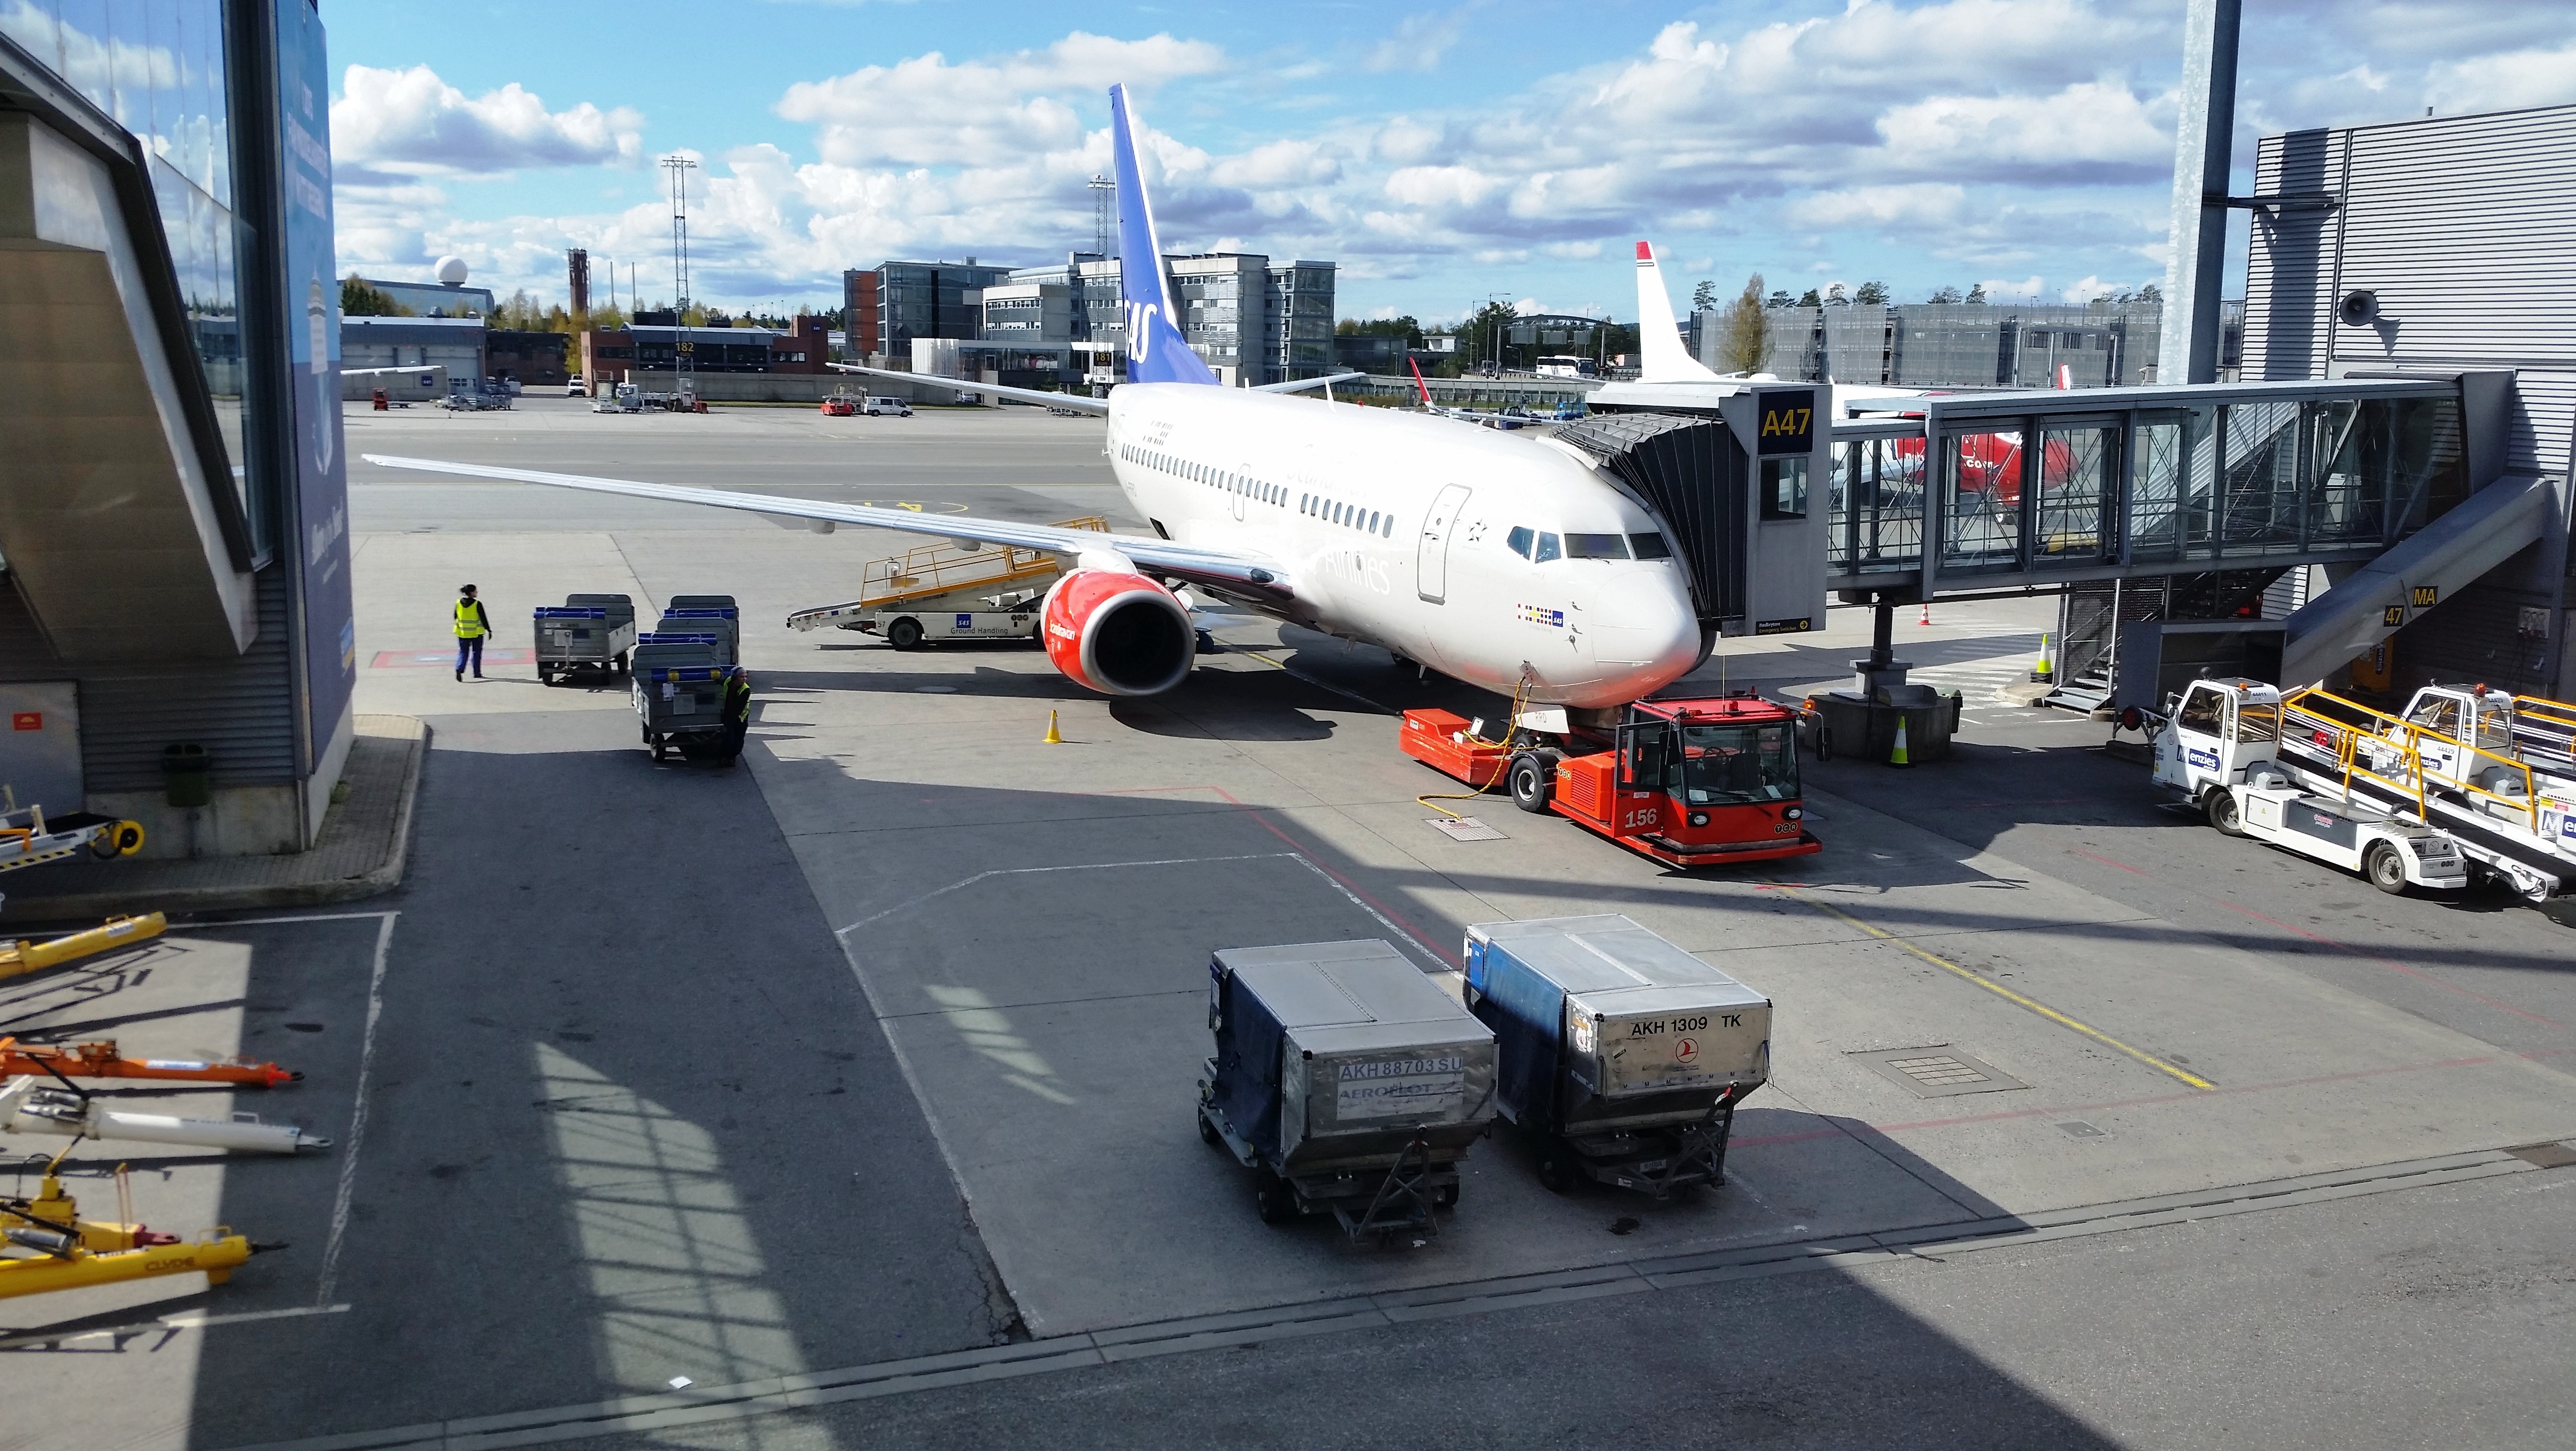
left=1040, top=568, right=1195, bottom=696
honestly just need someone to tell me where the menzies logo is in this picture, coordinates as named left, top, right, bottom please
left=2186, top=746, right=2221, bottom=772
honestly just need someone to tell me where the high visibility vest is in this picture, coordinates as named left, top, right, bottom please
left=454, top=599, right=488, bottom=638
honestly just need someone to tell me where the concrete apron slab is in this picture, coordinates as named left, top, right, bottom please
left=741, top=657, right=2576, bottom=1342
left=350, top=531, right=649, bottom=719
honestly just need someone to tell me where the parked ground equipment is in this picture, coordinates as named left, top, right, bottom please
left=1402, top=693, right=1819, bottom=868
left=1197, top=939, right=1497, bottom=1242
left=0, top=1155, right=270, bottom=1301
left=787, top=518, right=1108, bottom=648
left=660, top=596, right=741, bottom=664
left=631, top=639, right=747, bottom=764
left=2150, top=677, right=2572, bottom=900
left=820, top=391, right=861, bottom=416
left=0, top=1037, right=297, bottom=1088
left=0, top=1075, right=327, bottom=1153
left=0, top=794, right=146, bottom=904
left=862, top=396, right=911, bottom=417
left=0, top=915, right=166, bottom=984
left=534, top=593, right=638, bottom=685
left=1463, top=915, right=1770, bottom=1197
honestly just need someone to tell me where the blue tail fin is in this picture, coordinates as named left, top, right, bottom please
left=1110, top=85, right=1219, bottom=387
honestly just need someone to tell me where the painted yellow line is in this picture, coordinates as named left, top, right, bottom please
left=1776, top=887, right=2214, bottom=1091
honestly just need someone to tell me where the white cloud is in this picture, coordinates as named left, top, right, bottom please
left=1877, top=82, right=2168, bottom=177
left=2060, top=274, right=2118, bottom=303
left=1786, top=183, right=1968, bottom=230
left=775, top=32, right=1224, bottom=167
left=331, top=65, right=641, bottom=177
left=1978, top=275, right=2046, bottom=300
left=1365, top=5, right=1485, bottom=74
left=2425, top=41, right=2576, bottom=114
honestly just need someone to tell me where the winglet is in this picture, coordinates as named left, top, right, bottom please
left=1110, top=85, right=1219, bottom=387
left=1634, top=241, right=1722, bottom=384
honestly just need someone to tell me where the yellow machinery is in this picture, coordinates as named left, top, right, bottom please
left=0, top=913, right=167, bottom=982
left=0, top=1153, right=265, bottom=1301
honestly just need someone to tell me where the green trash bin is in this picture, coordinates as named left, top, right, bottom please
left=162, top=743, right=212, bottom=808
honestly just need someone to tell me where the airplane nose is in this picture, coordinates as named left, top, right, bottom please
left=1587, top=575, right=1699, bottom=668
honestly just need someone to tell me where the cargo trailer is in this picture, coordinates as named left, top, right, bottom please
left=1198, top=939, right=1497, bottom=1241
left=1464, top=915, right=1770, bottom=1197
left=534, top=593, right=637, bottom=685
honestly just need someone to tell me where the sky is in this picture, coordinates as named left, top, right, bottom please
left=323, top=0, right=2576, bottom=326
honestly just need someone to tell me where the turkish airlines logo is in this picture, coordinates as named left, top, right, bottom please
left=1675, top=1038, right=1698, bottom=1064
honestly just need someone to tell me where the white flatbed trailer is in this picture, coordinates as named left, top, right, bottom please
left=790, top=600, right=1043, bottom=651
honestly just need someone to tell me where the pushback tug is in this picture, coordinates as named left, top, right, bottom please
left=1404, top=693, right=1819, bottom=868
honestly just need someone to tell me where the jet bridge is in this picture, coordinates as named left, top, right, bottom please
left=1820, top=373, right=2549, bottom=706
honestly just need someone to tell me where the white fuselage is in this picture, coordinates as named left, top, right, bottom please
left=1103, top=385, right=1702, bottom=708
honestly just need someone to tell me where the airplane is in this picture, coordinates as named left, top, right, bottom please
left=1405, top=358, right=1527, bottom=429
left=365, top=84, right=1716, bottom=713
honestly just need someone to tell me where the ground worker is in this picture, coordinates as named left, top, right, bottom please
left=454, top=584, right=492, bottom=680
left=720, top=667, right=753, bottom=761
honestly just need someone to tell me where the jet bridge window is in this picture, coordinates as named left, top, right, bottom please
left=1761, top=458, right=1809, bottom=520
left=1565, top=533, right=1630, bottom=559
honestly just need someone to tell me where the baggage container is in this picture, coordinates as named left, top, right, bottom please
left=657, top=605, right=738, bottom=666
left=1197, top=939, right=1497, bottom=1240
left=533, top=593, right=637, bottom=685
left=630, top=640, right=742, bottom=763
left=1464, top=914, right=1770, bottom=1197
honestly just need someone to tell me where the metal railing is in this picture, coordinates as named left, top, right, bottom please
left=858, top=516, right=1109, bottom=609
left=2280, top=687, right=2543, bottom=836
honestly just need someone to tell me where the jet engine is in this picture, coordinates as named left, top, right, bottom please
left=1040, top=567, right=1195, bottom=696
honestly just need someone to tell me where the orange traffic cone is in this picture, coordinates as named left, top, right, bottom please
left=1918, top=603, right=1932, bottom=626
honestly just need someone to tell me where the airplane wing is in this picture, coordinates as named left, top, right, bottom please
left=1253, top=372, right=1364, bottom=394
left=825, top=362, right=1109, bottom=415
left=359, top=454, right=1296, bottom=607
left=342, top=364, right=447, bottom=379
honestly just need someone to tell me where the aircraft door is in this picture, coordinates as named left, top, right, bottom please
left=1230, top=471, right=1246, bottom=522
left=1417, top=484, right=1472, bottom=603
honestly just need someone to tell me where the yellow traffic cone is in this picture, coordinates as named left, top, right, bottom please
left=1043, top=710, right=1063, bottom=744
left=2031, top=632, right=2054, bottom=683
left=1890, top=713, right=1912, bottom=767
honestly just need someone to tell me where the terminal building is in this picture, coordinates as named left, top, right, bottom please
left=0, top=0, right=358, bottom=859
left=1694, top=300, right=2185, bottom=390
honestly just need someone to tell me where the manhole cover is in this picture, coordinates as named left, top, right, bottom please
left=2506, top=1141, right=2576, bottom=1169
left=1426, top=816, right=1508, bottom=842
left=1850, top=1046, right=2026, bottom=1098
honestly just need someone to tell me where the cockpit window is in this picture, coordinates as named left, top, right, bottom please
left=1534, top=531, right=1562, bottom=563
left=1507, top=526, right=1534, bottom=558
left=1630, top=532, right=1673, bottom=559
left=1565, top=533, right=1629, bottom=559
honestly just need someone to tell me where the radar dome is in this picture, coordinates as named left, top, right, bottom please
left=434, top=256, right=470, bottom=287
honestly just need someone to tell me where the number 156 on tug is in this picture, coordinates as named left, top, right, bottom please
left=1402, top=693, right=1820, bottom=868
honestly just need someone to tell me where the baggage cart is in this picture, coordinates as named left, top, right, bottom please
left=630, top=640, right=744, bottom=764
left=533, top=593, right=637, bottom=685
left=1463, top=915, right=1771, bottom=1198
left=659, top=599, right=739, bottom=666
left=1197, top=939, right=1497, bottom=1241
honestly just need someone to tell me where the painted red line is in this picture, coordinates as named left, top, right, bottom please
left=1102, top=785, right=1462, bottom=967
left=1735, top=1051, right=2509, bottom=1149
left=2064, top=844, right=2568, bottom=1031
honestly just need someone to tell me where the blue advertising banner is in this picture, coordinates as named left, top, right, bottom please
left=275, top=2, right=356, bottom=763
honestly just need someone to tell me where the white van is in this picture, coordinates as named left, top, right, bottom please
left=863, top=396, right=912, bottom=417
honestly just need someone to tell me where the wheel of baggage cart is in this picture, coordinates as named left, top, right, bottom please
left=2364, top=841, right=2408, bottom=895
left=886, top=617, right=925, bottom=652
left=1198, top=1107, right=1222, bottom=1147
left=1535, top=1151, right=1575, bottom=1194
left=1254, top=1172, right=1296, bottom=1224
left=2204, top=789, right=2243, bottom=836
left=1508, top=752, right=1554, bottom=814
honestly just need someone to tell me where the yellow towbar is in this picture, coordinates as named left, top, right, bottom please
left=0, top=912, right=167, bottom=981
left=0, top=1233, right=257, bottom=1300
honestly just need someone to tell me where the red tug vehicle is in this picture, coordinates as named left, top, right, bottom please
left=1401, top=693, right=1820, bottom=868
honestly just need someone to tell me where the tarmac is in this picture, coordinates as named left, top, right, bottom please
left=3, top=396, right=2572, bottom=1451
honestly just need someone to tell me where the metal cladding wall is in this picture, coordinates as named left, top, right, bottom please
left=0, top=569, right=298, bottom=792
left=2245, top=102, right=2576, bottom=695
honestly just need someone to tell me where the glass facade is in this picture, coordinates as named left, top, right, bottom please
left=1, top=0, right=260, bottom=548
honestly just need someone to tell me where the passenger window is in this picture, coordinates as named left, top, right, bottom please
left=1535, top=532, right=1562, bottom=562
left=1565, top=533, right=1630, bottom=559
left=2177, top=687, right=2223, bottom=735
left=1368, top=511, right=1380, bottom=532
left=1630, top=532, right=1672, bottom=559
left=1507, top=526, right=1534, bottom=558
